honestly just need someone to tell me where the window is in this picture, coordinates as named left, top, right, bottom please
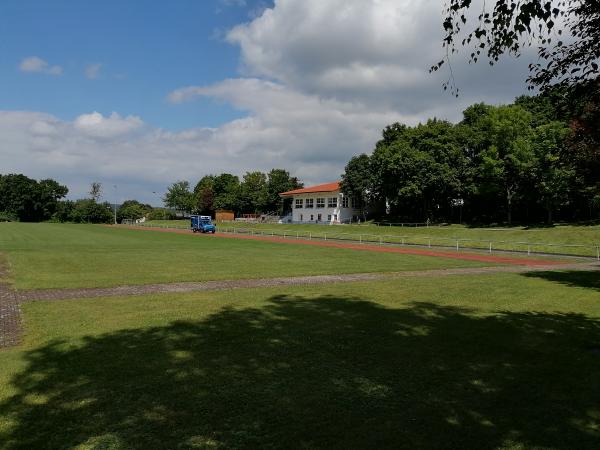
left=351, top=197, right=358, bottom=208
left=316, top=198, right=325, bottom=208
left=305, top=198, right=314, bottom=208
left=333, top=214, right=338, bottom=221
left=300, top=214, right=303, bottom=221
left=317, top=213, right=322, bottom=222
left=328, top=197, right=337, bottom=208
left=327, top=214, right=331, bottom=222
left=295, top=198, right=303, bottom=209
left=342, top=196, right=349, bottom=208
left=310, top=214, right=314, bottom=221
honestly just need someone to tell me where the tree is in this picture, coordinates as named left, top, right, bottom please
left=193, top=176, right=216, bottom=214
left=434, top=1, right=600, bottom=90
left=52, top=200, right=75, bottom=223
left=69, top=199, right=113, bottom=224
left=532, top=121, right=573, bottom=223
left=89, top=182, right=102, bottom=202
left=265, top=169, right=303, bottom=214
left=37, top=179, right=69, bottom=219
left=240, top=171, right=268, bottom=213
left=476, top=105, right=536, bottom=224
left=117, top=200, right=152, bottom=223
left=341, top=154, right=374, bottom=220
left=0, top=174, right=68, bottom=222
left=0, top=174, right=40, bottom=221
left=163, top=181, right=194, bottom=214
left=369, top=120, right=466, bottom=221
left=212, top=174, right=241, bottom=212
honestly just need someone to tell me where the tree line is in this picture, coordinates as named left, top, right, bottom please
left=341, top=84, right=600, bottom=224
left=3, top=86, right=597, bottom=226
left=163, top=169, right=302, bottom=216
left=0, top=175, right=119, bottom=223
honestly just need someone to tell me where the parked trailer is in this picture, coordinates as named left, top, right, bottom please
left=190, top=215, right=216, bottom=233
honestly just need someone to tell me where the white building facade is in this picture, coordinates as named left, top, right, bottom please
left=280, top=181, right=360, bottom=224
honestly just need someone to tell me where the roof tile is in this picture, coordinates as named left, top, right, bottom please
left=280, top=181, right=340, bottom=196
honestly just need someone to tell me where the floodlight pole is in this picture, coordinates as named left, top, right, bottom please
left=113, top=185, right=118, bottom=225
left=152, top=191, right=164, bottom=219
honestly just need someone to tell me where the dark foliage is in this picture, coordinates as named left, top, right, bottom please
left=434, top=1, right=599, bottom=92
left=0, top=174, right=68, bottom=222
left=342, top=91, right=599, bottom=224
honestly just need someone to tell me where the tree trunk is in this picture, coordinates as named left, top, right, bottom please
left=506, top=184, right=516, bottom=226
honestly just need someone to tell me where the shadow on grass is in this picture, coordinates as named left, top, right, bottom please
left=522, top=270, right=600, bottom=292
left=1, top=296, right=599, bottom=449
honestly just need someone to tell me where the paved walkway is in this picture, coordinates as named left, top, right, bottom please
left=2, top=261, right=598, bottom=350
left=14, top=261, right=599, bottom=302
left=0, top=283, right=21, bottom=348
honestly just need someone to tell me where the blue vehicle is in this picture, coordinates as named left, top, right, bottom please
left=190, top=215, right=216, bottom=233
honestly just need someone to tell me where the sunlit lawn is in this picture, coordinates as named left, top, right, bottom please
left=145, top=220, right=600, bottom=257
left=0, top=223, right=490, bottom=290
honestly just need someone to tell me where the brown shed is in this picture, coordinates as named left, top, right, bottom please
left=215, top=210, right=235, bottom=222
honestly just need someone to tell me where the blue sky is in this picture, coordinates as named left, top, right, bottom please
left=0, top=0, right=534, bottom=204
left=0, top=0, right=269, bottom=129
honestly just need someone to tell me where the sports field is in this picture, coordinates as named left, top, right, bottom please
left=144, top=220, right=600, bottom=257
left=0, top=223, right=495, bottom=290
left=1, top=223, right=599, bottom=449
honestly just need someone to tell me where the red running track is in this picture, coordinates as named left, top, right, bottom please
left=115, top=225, right=565, bottom=266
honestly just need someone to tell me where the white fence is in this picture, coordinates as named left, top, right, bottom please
left=132, top=222, right=600, bottom=259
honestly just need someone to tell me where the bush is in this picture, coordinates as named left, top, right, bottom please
left=0, top=211, right=18, bottom=222
left=69, top=200, right=114, bottom=224
left=117, top=204, right=147, bottom=222
left=146, top=208, right=177, bottom=220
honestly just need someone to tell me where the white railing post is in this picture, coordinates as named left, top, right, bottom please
left=309, top=232, right=312, bottom=240
left=428, top=239, right=431, bottom=248
left=360, top=234, right=362, bottom=244
left=456, top=240, right=459, bottom=251
left=597, top=245, right=599, bottom=261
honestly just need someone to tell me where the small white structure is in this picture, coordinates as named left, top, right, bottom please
left=279, top=181, right=360, bottom=224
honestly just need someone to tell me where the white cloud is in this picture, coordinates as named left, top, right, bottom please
left=19, top=56, right=63, bottom=75
left=225, top=0, right=535, bottom=114
left=0, top=88, right=391, bottom=202
left=85, top=63, right=102, bottom=79
left=73, top=112, right=144, bottom=139
left=4, top=0, right=539, bottom=203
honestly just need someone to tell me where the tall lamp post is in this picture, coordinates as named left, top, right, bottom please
left=152, top=191, right=165, bottom=220
left=113, top=185, right=118, bottom=225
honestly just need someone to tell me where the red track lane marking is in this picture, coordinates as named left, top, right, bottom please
left=114, top=225, right=565, bottom=266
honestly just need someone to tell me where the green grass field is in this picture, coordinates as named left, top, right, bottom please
left=1, top=222, right=598, bottom=449
left=144, top=220, right=600, bottom=257
left=1, top=273, right=599, bottom=449
left=0, top=223, right=490, bottom=290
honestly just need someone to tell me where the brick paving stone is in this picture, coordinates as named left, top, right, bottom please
left=0, top=283, right=21, bottom=348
